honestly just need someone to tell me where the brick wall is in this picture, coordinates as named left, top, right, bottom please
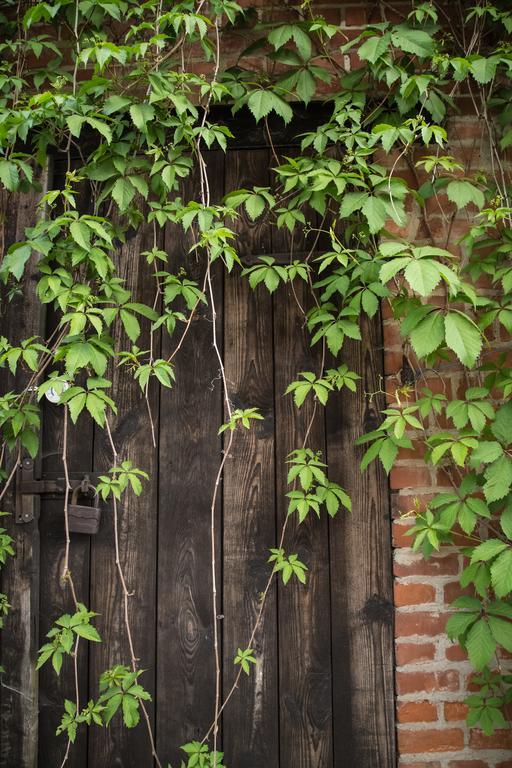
left=381, top=108, right=511, bottom=765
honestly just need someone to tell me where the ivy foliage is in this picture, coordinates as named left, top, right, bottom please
left=0, top=0, right=512, bottom=761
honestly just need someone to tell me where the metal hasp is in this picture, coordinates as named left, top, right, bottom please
left=14, top=457, right=48, bottom=524
left=15, top=457, right=99, bottom=526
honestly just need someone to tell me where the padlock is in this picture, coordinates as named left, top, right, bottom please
left=68, top=483, right=101, bottom=535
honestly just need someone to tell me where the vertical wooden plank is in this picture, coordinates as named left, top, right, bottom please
left=222, top=148, right=279, bottom=768
left=273, top=276, right=333, bottom=768
left=87, top=222, right=159, bottom=767
left=156, top=152, right=224, bottom=766
left=0, top=170, right=49, bottom=768
left=37, top=390, right=93, bottom=768
left=326, top=317, right=396, bottom=767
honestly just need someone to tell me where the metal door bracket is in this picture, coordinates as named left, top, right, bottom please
left=15, top=458, right=98, bottom=524
left=15, top=457, right=42, bottom=524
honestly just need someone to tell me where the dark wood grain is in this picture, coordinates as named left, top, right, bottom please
left=37, top=378, right=94, bottom=768
left=222, top=148, right=279, bottom=768
left=87, top=220, right=159, bottom=768
left=0, top=173, right=49, bottom=768
left=273, top=277, right=333, bottom=768
left=156, top=153, right=224, bottom=766
left=326, top=315, right=396, bottom=768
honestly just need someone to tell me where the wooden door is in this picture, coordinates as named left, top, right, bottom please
left=0, top=126, right=396, bottom=768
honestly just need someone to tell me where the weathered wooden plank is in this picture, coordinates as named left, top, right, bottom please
left=0, top=171, right=49, bottom=768
left=222, top=148, right=279, bottom=768
left=326, top=316, right=396, bottom=767
left=87, top=220, right=159, bottom=767
left=156, top=152, right=224, bottom=766
left=37, top=382, right=93, bottom=768
left=273, top=276, right=333, bottom=768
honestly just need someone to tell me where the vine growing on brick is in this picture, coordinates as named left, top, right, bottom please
left=0, top=0, right=511, bottom=763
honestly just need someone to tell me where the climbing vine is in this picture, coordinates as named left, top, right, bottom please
left=0, top=0, right=512, bottom=763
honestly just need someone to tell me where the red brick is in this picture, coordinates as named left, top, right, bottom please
left=447, top=119, right=486, bottom=142
left=396, top=670, right=459, bottom=695
left=393, top=521, right=414, bottom=547
left=396, top=442, right=427, bottom=462
left=344, top=5, right=367, bottom=26
left=448, top=762, right=488, bottom=768
left=384, top=350, right=403, bottom=375
left=444, top=701, right=468, bottom=721
left=497, top=761, right=512, bottom=768
left=397, top=700, right=437, bottom=723
left=394, top=493, right=434, bottom=515
left=395, top=582, right=436, bottom=607
left=444, top=581, right=474, bottom=604
left=398, top=728, right=464, bottom=753
left=383, top=320, right=402, bottom=348
left=393, top=553, right=460, bottom=577
left=395, top=642, right=436, bottom=666
left=390, top=466, right=432, bottom=490
left=469, top=729, right=512, bottom=750
left=401, top=763, right=441, bottom=768
left=395, top=612, right=449, bottom=637
left=445, top=643, right=468, bottom=662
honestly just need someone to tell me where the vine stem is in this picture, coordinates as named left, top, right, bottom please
left=104, top=419, right=162, bottom=768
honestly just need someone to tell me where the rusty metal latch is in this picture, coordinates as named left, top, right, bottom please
left=15, top=458, right=97, bottom=524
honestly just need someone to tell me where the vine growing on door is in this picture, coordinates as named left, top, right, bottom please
left=0, top=0, right=512, bottom=764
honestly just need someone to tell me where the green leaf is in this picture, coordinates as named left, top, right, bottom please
left=501, top=503, right=512, bottom=540
left=103, top=95, right=132, bottom=114
left=470, top=441, right=503, bottom=466
left=361, top=196, right=387, bottom=234
left=361, top=289, right=379, bottom=317
left=446, top=611, right=478, bottom=640
left=466, top=619, right=496, bottom=670
left=447, top=180, right=485, bottom=210
left=122, top=694, right=140, bottom=728
left=491, top=403, right=512, bottom=446
left=404, top=259, right=442, bottom=297
left=295, top=68, right=316, bottom=104
left=112, top=178, right=135, bottom=210
left=340, top=191, right=368, bottom=218
left=103, top=692, right=122, bottom=725
left=488, top=615, right=512, bottom=653
left=66, top=115, right=85, bottom=138
left=484, top=456, right=512, bottom=503
left=245, top=195, right=265, bottom=221
left=67, top=393, right=86, bottom=423
left=74, top=623, right=101, bottom=642
left=444, top=312, right=482, bottom=368
left=490, top=549, right=512, bottom=598
left=409, top=311, right=445, bottom=358
left=471, top=538, right=508, bottom=563
left=70, top=221, right=91, bottom=250
left=391, top=26, right=435, bottom=57
left=86, top=117, right=112, bottom=144
left=247, top=90, right=292, bottom=124
left=0, top=160, right=19, bottom=191
left=1, top=244, right=32, bottom=280
left=358, top=34, right=390, bottom=63
left=129, top=103, right=155, bottom=131
left=470, top=56, right=498, bottom=84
